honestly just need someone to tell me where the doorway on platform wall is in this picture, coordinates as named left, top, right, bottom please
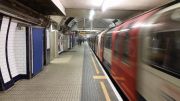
left=32, top=27, right=44, bottom=76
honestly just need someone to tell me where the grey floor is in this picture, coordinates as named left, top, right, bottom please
left=0, top=43, right=118, bottom=101
left=0, top=45, right=84, bottom=101
left=81, top=43, right=118, bottom=101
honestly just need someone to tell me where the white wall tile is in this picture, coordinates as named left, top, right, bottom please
left=14, top=26, right=27, bottom=75
left=0, top=17, right=11, bottom=83
left=7, top=21, right=27, bottom=78
left=8, top=22, right=18, bottom=77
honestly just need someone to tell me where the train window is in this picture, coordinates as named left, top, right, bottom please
left=100, top=37, right=103, bottom=48
left=104, top=35, right=112, bottom=49
left=144, top=7, right=180, bottom=77
left=114, top=33, right=121, bottom=58
left=147, top=31, right=180, bottom=75
left=0, top=15, right=2, bottom=31
left=122, top=32, right=129, bottom=63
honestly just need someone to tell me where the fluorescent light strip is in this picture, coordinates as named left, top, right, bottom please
left=78, top=30, right=100, bottom=32
left=102, top=0, right=108, bottom=12
left=89, top=9, right=95, bottom=20
left=51, top=0, right=66, bottom=15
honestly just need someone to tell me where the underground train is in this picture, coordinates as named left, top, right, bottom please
left=88, top=2, right=180, bottom=101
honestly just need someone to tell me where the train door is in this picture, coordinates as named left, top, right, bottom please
left=111, top=9, right=158, bottom=100
left=99, top=35, right=104, bottom=62
left=95, top=36, right=98, bottom=54
left=103, top=32, right=113, bottom=72
left=111, top=21, right=137, bottom=101
left=93, top=37, right=95, bottom=52
left=97, top=34, right=102, bottom=58
left=32, top=27, right=44, bottom=76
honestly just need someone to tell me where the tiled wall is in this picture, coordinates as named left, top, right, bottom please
left=8, top=22, right=18, bottom=78
left=46, top=30, right=50, bottom=49
left=14, top=27, right=26, bottom=74
left=0, top=17, right=11, bottom=83
left=8, top=23, right=27, bottom=77
left=0, top=17, right=27, bottom=84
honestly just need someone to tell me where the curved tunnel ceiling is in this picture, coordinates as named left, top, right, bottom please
left=77, top=18, right=113, bottom=28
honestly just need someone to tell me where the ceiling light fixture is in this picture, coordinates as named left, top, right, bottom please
left=102, top=0, right=118, bottom=12
left=89, top=9, right=95, bottom=20
left=51, top=0, right=66, bottom=15
left=92, top=0, right=104, bottom=7
left=102, top=0, right=108, bottom=12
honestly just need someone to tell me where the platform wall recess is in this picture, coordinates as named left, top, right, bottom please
left=45, top=29, right=51, bottom=65
left=32, top=27, right=44, bottom=76
left=14, top=26, right=27, bottom=74
left=8, top=22, right=27, bottom=78
left=50, top=31, right=56, bottom=60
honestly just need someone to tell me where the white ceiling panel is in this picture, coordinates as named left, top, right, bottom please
left=60, top=0, right=174, bottom=10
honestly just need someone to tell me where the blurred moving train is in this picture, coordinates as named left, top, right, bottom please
left=88, top=2, right=180, bottom=101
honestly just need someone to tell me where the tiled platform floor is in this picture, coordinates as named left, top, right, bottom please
left=81, top=43, right=118, bottom=101
left=0, top=42, right=119, bottom=101
left=0, top=45, right=84, bottom=101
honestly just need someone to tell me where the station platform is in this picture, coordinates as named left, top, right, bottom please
left=0, top=42, right=121, bottom=101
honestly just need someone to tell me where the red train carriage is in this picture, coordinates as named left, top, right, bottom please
left=111, top=10, right=158, bottom=101
left=88, top=2, right=180, bottom=101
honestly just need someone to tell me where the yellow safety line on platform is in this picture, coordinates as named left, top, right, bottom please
left=91, top=54, right=100, bottom=74
left=93, top=76, right=107, bottom=80
left=100, top=81, right=111, bottom=101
